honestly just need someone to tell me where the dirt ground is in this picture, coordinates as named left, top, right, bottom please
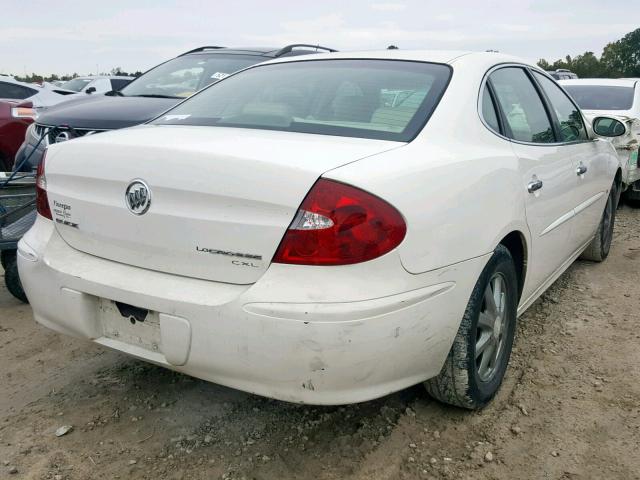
left=1, top=206, right=639, bottom=480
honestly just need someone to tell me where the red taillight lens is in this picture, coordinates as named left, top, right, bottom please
left=36, top=152, right=52, bottom=220
left=273, top=179, right=406, bottom=266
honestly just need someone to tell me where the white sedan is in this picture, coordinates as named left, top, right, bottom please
left=18, top=51, right=624, bottom=408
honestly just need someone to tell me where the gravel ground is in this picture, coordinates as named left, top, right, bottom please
left=1, top=205, right=639, bottom=480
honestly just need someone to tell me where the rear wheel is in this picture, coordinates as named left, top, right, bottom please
left=0, top=250, right=11, bottom=270
left=580, top=182, right=616, bottom=262
left=425, top=245, right=518, bottom=409
left=3, top=252, right=28, bottom=303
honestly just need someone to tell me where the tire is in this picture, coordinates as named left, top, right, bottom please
left=4, top=252, right=28, bottom=303
left=622, top=180, right=640, bottom=206
left=425, top=244, right=518, bottom=409
left=1, top=250, right=11, bottom=270
left=0, top=153, right=9, bottom=172
left=580, top=182, right=616, bottom=262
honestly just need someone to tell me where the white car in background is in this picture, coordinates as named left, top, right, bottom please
left=561, top=78, right=640, bottom=202
left=0, top=75, right=74, bottom=109
left=19, top=51, right=624, bottom=409
left=55, top=76, right=134, bottom=95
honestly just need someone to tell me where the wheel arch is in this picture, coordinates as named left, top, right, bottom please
left=498, top=230, right=528, bottom=302
left=615, top=167, right=623, bottom=205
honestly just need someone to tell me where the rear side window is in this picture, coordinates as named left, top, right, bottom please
left=489, top=67, right=555, bottom=144
left=533, top=72, right=587, bottom=142
left=481, top=87, right=501, bottom=133
left=153, top=59, right=452, bottom=142
left=0, top=81, right=37, bottom=100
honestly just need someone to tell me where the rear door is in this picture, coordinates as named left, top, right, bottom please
left=488, top=66, right=577, bottom=297
left=531, top=71, right=610, bottom=247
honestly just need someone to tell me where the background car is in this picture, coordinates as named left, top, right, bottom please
left=54, top=76, right=134, bottom=96
left=15, top=44, right=337, bottom=171
left=0, top=75, right=76, bottom=109
left=0, top=100, right=36, bottom=170
left=19, top=50, right=623, bottom=409
left=547, top=69, right=578, bottom=80
left=561, top=78, right=640, bottom=202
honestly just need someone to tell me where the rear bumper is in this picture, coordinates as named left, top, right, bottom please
left=18, top=216, right=488, bottom=405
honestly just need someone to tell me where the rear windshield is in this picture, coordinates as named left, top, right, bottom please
left=152, top=59, right=452, bottom=142
left=563, top=85, right=635, bottom=110
left=121, top=54, right=264, bottom=99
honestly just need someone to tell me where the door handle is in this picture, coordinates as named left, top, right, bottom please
left=527, top=179, right=543, bottom=193
left=576, top=164, right=588, bottom=175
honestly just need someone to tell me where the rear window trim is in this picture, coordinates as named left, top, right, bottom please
left=149, top=58, right=454, bottom=143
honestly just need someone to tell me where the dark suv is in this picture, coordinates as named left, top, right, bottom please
left=16, top=44, right=336, bottom=170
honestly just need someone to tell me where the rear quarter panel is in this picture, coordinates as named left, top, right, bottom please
left=325, top=59, right=530, bottom=275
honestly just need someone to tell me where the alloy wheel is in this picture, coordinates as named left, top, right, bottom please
left=475, top=273, right=508, bottom=382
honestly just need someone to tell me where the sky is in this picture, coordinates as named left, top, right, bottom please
left=1, top=0, right=638, bottom=76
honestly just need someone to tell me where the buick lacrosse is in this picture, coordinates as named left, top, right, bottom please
left=19, top=51, right=624, bottom=408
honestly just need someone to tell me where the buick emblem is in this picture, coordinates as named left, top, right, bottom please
left=125, top=180, right=151, bottom=215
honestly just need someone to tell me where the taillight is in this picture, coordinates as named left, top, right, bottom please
left=11, top=106, right=37, bottom=120
left=273, top=179, right=406, bottom=266
left=36, top=151, right=52, bottom=220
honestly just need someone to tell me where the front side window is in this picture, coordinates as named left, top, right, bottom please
left=152, top=60, right=452, bottom=142
left=121, top=54, right=264, bottom=99
left=110, top=79, right=131, bottom=91
left=489, top=67, right=555, bottom=143
left=533, top=72, right=587, bottom=142
left=60, top=78, right=92, bottom=92
left=562, top=85, right=635, bottom=111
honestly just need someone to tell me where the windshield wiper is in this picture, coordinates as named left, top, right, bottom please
left=105, top=90, right=124, bottom=97
left=133, top=94, right=182, bottom=99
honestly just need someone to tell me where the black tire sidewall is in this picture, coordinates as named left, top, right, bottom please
left=465, top=246, right=518, bottom=405
left=600, top=187, right=616, bottom=259
left=0, top=250, right=12, bottom=270
left=4, top=253, right=28, bottom=303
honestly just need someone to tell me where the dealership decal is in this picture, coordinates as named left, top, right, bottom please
left=52, top=200, right=79, bottom=228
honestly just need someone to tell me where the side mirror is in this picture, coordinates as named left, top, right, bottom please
left=85, top=86, right=97, bottom=94
left=592, top=116, right=627, bottom=137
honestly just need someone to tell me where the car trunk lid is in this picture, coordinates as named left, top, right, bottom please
left=45, top=125, right=401, bottom=284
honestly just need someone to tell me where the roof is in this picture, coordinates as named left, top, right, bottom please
left=559, top=78, right=638, bottom=87
left=180, top=44, right=338, bottom=58
left=71, top=75, right=135, bottom=80
left=260, top=49, right=529, bottom=68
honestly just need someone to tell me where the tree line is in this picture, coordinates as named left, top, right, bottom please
left=9, top=67, right=143, bottom=84
left=6, top=28, right=640, bottom=83
left=538, top=28, right=640, bottom=78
